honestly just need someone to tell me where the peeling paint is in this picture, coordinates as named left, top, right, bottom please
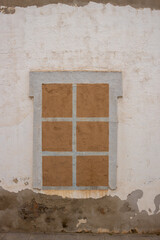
left=0, top=6, right=15, bottom=14
left=0, top=0, right=160, bottom=14
left=0, top=187, right=160, bottom=233
left=13, top=178, right=18, bottom=184
left=76, top=218, right=87, bottom=228
left=154, top=194, right=160, bottom=214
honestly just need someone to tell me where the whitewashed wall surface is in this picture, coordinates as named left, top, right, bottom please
left=0, top=2, right=160, bottom=216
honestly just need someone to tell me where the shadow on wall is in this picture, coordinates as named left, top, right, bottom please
left=0, top=187, right=160, bottom=233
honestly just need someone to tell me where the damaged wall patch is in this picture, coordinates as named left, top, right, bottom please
left=0, top=0, right=160, bottom=14
left=0, top=187, right=160, bottom=233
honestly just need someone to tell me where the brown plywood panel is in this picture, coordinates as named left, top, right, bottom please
left=76, top=156, right=108, bottom=186
left=77, top=84, right=109, bottom=117
left=77, top=122, right=109, bottom=152
left=42, top=84, right=72, bottom=117
left=42, top=122, right=72, bottom=151
left=43, top=156, right=72, bottom=186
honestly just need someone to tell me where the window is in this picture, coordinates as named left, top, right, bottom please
left=30, top=72, right=122, bottom=190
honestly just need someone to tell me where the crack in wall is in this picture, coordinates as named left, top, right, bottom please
left=0, top=187, right=160, bottom=233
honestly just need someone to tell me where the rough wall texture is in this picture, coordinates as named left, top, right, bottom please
left=0, top=187, right=160, bottom=233
left=1, top=0, right=160, bottom=15
left=0, top=0, right=160, bottom=233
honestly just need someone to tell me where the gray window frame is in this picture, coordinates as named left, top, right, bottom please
left=29, top=71, right=122, bottom=190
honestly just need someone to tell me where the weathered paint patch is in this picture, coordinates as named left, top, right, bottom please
left=0, top=0, right=160, bottom=14
left=0, top=187, right=159, bottom=233
left=13, top=178, right=18, bottom=184
left=0, top=6, right=15, bottom=14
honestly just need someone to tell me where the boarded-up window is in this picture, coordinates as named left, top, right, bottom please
left=30, top=72, right=122, bottom=190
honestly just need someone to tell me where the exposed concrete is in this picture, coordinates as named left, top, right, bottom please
left=0, top=187, right=160, bottom=233
left=0, top=0, right=160, bottom=11
left=0, top=233, right=160, bottom=240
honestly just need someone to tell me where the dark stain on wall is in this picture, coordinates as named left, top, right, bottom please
left=0, top=0, right=160, bottom=14
left=0, top=187, right=160, bottom=233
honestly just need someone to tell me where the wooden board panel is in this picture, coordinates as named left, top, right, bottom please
left=77, top=84, right=109, bottom=117
left=76, top=156, right=108, bottom=186
left=42, top=122, right=72, bottom=151
left=77, top=122, right=109, bottom=152
left=43, top=156, right=72, bottom=186
left=42, top=84, right=72, bottom=117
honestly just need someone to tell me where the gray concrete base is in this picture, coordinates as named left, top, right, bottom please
left=0, top=233, right=160, bottom=240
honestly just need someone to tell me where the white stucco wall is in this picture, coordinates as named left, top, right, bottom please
left=0, top=3, right=160, bottom=213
